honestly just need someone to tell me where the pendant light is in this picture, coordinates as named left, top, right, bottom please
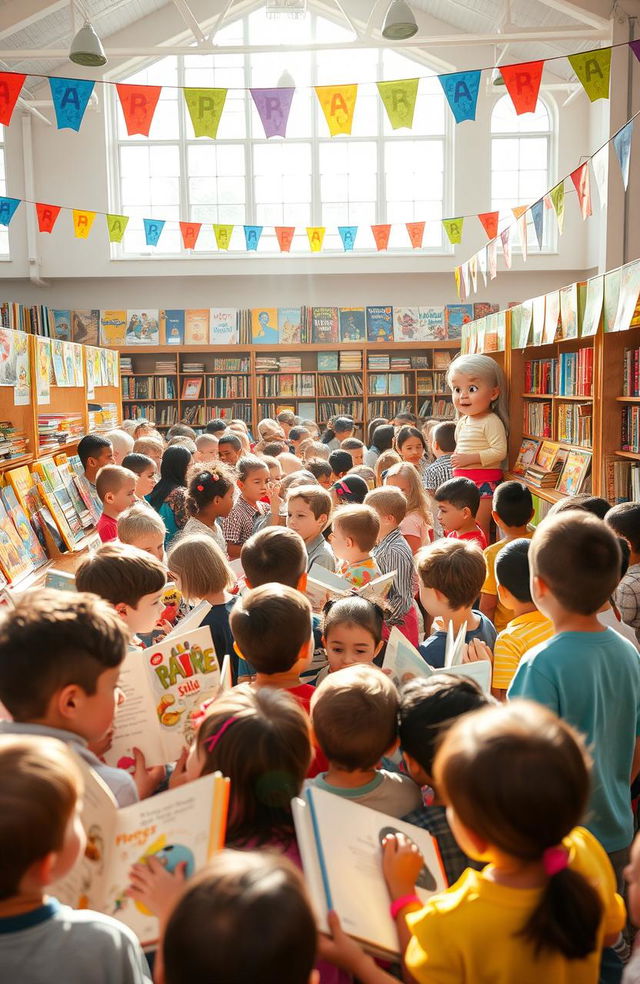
left=69, top=21, right=107, bottom=67
left=381, top=0, right=418, bottom=40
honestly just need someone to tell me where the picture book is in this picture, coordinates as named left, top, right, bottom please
left=51, top=339, right=68, bottom=386
left=125, top=310, right=159, bottom=346
left=306, top=563, right=395, bottom=610
left=278, top=307, right=304, bottom=344
left=531, top=295, right=546, bottom=346
left=35, top=336, right=51, bottom=404
left=44, top=568, right=76, bottom=591
left=312, top=307, right=339, bottom=344
left=444, top=304, right=473, bottom=339
left=393, top=307, right=420, bottom=342
left=67, top=453, right=102, bottom=522
left=52, top=456, right=93, bottom=529
left=209, top=308, right=238, bottom=345
left=100, top=310, right=127, bottom=347
left=6, top=464, right=36, bottom=509
left=164, top=600, right=212, bottom=638
left=615, top=259, right=640, bottom=334
left=317, top=353, right=338, bottom=371
left=559, top=283, right=579, bottom=340
left=339, top=308, right=366, bottom=342
left=298, top=401, right=316, bottom=420
left=581, top=276, right=604, bottom=338
left=473, top=302, right=499, bottom=320
left=251, top=308, right=279, bottom=345
left=366, top=306, right=393, bottom=343
left=181, top=377, right=203, bottom=400
left=433, top=349, right=452, bottom=371
left=292, top=786, right=446, bottom=958
left=54, top=762, right=229, bottom=947
left=71, top=310, right=99, bottom=346
left=161, top=309, right=185, bottom=345
left=543, top=291, right=560, bottom=344
left=104, top=626, right=223, bottom=769
left=604, top=268, right=622, bottom=333
left=512, top=438, right=541, bottom=476
left=557, top=449, right=592, bottom=496
left=0, top=485, right=47, bottom=568
left=0, top=495, right=34, bottom=582
left=536, top=440, right=561, bottom=471
left=418, top=306, right=446, bottom=341
left=33, top=477, right=78, bottom=551
left=52, top=310, right=72, bottom=341
left=185, top=309, right=210, bottom=346
left=8, top=470, right=66, bottom=556
left=382, top=626, right=491, bottom=694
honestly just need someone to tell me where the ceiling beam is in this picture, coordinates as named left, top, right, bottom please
left=533, top=0, right=611, bottom=31
left=0, top=0, right=68, bottom=42
left=171, top=0, right=209, bottom=45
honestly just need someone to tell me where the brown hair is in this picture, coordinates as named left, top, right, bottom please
left=133, top=436, right=165, bottom=458
left=0, top=589, right=128, bottom=720
left=168, top=534, right=235, bottom=600
left=0, top=735, right=83, bottom=898
left=311, top=665, right=398, bottom=770
left=305, top=458, right=332, bottom=482
left=435, top=700, right=602, bottom=960
left=230, top=584, right=312, bottom=673
left=365, top=486, right=407, bottom=526
left=606, top=501, right=640, bottom=553
left=196, top=686, right=311, bottom=847
left=348, top=465, right=376, bottom=487
left=332, top=504, right=380, bottom=552
left=416, top=539, right=487, bottom=610
left=186, top=465, right=234, bottom=516
left=117, top=502, right=165, bottom=544
left=303, top=441, right=330, bottom=462
left=287, top=484, right=332, bottom=522
left=531, top=513, right=621, bottom=615
left=241, top=528, right=306, bottom=589
left=375, top=449, right=402, bottom=486
left=76, top=542, right=166, bottom=607
left=95, top=464, right=136, bottom=503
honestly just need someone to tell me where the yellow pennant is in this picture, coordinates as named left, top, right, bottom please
left=376, top=79, right=419, bottom=130
left=315, top=85, right=358, bottom=136
left=213, top=224, right=234, bottom=250
left=73, top=209, right=96, bottom=239
left=306, top=226, right=325, bottom=252
left=568, top=48, right=611, bottom=102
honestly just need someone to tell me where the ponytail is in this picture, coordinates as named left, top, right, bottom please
left=520, top=865, right=602, bottom=959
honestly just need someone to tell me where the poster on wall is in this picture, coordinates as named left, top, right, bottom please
left=52, top=310, right=72, bottom=341
left=126, top=310, right=159, bottom=345
left=51, top=339, right=67, bottom=386
left=0, top=329, right=17, bottom=387
left=13, top=332, right=30, bottom=406
left=86, top=347, right=95, bottom=399
left=36, top=337, right=51, bottom=405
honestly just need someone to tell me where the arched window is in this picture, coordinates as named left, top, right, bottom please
left=0, top=128, right=9, bottom=257
left=108, top=7, right=449, bottom=256
left=491, top=94, right=553, bottom=249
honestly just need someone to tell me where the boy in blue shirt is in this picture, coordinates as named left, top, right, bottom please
left=509, top=512, right=640, bottom=887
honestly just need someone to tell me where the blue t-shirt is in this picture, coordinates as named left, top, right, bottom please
left=419, top=611, right=497, bottom=669
left=509, top=627, right=640, bottom=852
left=201, top=599, right=237, bottom=684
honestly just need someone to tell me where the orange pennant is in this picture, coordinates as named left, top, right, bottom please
left=179, top=222, right=202, bottom=249
left=570, top=163, right=592, bottom=220
left=477, top=211, right=499, bottom=240
left=275, top=226, right=295, bottom=252
left=35, top=202, right=61, bottom=234
left=406, top=221, right=425, bottom=248
left=0, top=72, right=26, bottom=125
left=372, top=224, right=391, bottom=251
left=116, top=83, right=162, bottom=136
left=499, top=61, right=544, bottom=115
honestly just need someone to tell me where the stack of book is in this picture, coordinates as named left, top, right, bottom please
left=0, top=423, right=29, bottom=463
left=37, top=414, right=84, bottom=452
left=368, top=354, right=390, bottom=371
left=155, top=360, right=176, bottom=373
left=340, top=351, right=363, bottom=371
left=391, top=356, right=412, bottom=370
left=182, top=362, right=204, bottom=373
left=120, top=357, right=133, bottom=374
left=525, top=463, right=563, bottom=488
left=255, top=356, right=280, bottom=373
left=87, top=404, right=119, bottom=432
left=280, top=357, right=302, bottom=371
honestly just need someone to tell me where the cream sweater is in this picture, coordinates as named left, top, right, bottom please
left=454, top=412, right=507, bottom=468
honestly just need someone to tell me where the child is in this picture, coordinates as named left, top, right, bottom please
left=320, top=595, right=384, bottom=679
left=375, top=448, right=402, bottom=487
left=308, top=664, right=422, bottom=816
left=329, top=450, right=353, bottom=481
left=304, top=441, right=331, bottom=462
left=147, top=445, right=193, bottom=547
left=416, top=539, right=496, bottom=668
left=330, top=505, right=381, bottom=588
left=217, top=433, right=243, bottom=466
left=0, top=589, right=138, bottom=806
left=287, top=484, right=335, bottom=572
left=262, top=454, right=283, bottom=483
left=331, top=474, right=369, bottom=506
left=289, top=426, right=311, bottom=457
left=341, top=437, right=365, bottom=466
left=0, top=735, right=151, bottom=982
left=122, top=452, right=158, bottom=500
left=307, top=458, right=333, bottom=489
left=182, top=466, right=235, bottom=555
left=422, top=420, right=456, bottom=495
left=194, top=432, right=218, bottom=463
left=384, top=462, right=433, bottom=552
left=348, top=464, right=377, bottom=489
left=95, top=464, right=137, bottom=542
left=222, top=455, right=272, bottom=559
left=118, top=502, right=166, bottom=560
left=509, top=512, right=640, bottom=884
left=133, top=435, right=164, bottom=469
left=326, top=416, right=355, bottom=450
left=435, top=476, right=487, bottom=550
left=365, top=487, right=419, bottom=646
left=479, top=480, right=535, bottom=630
left=395, top=425, right=429, bottom=481
left=78, top=433, right=114, bottom=486
left=607, top=502, right=640, bottom=643
left=106, top=428, right=134, bottom=465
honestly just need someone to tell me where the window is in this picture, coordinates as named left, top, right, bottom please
left=0, top=128, right=9, bottom=257
left=491, top=94, right=554, bottom=250
left=109, top=7, right=449, bottom=256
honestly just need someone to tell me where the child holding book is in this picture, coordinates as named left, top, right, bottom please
left=286, top=484, right=335, bottom=572
left=118, top=502, right=166, bottom=561
left=182, top=466, right=235, bottom=556
left=480, top=481, right=535, bottom=631
left=434, top=476, right=487, bottom=550
left=222, top=455, right=272, bottom=560
left=384, top=462, right=433, bottom=552
left=95, top=464, right=137, bottom=542
left=366, top=487, right=420, bottom=646
left=329, top=505, right=381, bottom=588
left=607, top=502, right=640, bottom=643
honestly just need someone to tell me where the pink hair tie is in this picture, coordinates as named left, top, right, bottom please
left=542, top=845, right=569, bottom=877
left=204, top=715, right=239, bottom=754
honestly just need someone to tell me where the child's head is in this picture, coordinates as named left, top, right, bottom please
left=117, top=502, right=166, bottom=560
left=76, top=542, right=167, bottom=636
left=333, top=416, right=355, bottom=441
left=435, top=699, right=601, bottom=961
left=95, top=465, right=137, bottom=516
left=230, top=584, right=313, bottom=675
left=495, top=537, right=534, bottom=609
left=237, top=455, right=269, bottom=504
left=121, top=452, right=157, bottom=499
left=328, top=449, right=353, bottom=480
left=277, top=452, right=304, bottom=476
left=607, top=501, right=640, bottom=555
left=431, top=421, right=456, bottom=456
left=280, top=471, right=317, bottom=497
left=364, top=486, right=406, bottom=538
left=492, top=480, right=534, bottom=531
left=393, top=411, right=418, bottom=428
left=162, top=850, right=317, bottom=984
left=0, top=735, right=85, bottom=899
left=416, top=539, right=487, bottom=615
left=434, top=477, right=480, bottom=531
left=371, top=424, right=395, bottom=455
left=311, top=664, right=398, bottom=770
left=206, top=418, right=228, bottom=436
left=322, top=596, right=384, bottom=672
left=289, top=426, right=311, bottom=453
left=217, top=433, right=243, bottom=466
left=384, top=461, right=433, bottom=525
left=105, top=428, right=134, bottom=465
left=341, top=437, right=365, bottom=466
left=367, top=416, right=389, bottom=445
left=0, top=589, right=128, bottom=743
left=330, top=474, right=369, bottom=505
left=530, top=513, right=621, bottom=618
left=257, top=417, right=284, bottom=442
left=276, top=409, right=297, bottom=435
left=348, top=464, right=376, bottom=489
left=305, top=457, right=332, bottom=489
left=167, top=535, right=234, bottom=603
left=167, top=436, right=197, bottom=455
left=186, top=466, right=235, bottom=520
left=395, top=425, right=426, bottom=466
left=133, top=436, right=164, bottom=468
left=262, top=455, right=282, bottom=482
left=134, top=419, right=153, bottom=439
left=241, top=527, right=307, bottom=590
left=194, top=433, right=219, bottom=463
left=167, top=423, right=197, bottom=442
left=330, top=504, right=380, bottom=561
left=78, top=433, right=115, bottom=480
left=375, top=448, right=402, bottom=486
left=549, top=494, right=611, bottom=521
left=263, top=440, right=289, bottom=458
left=303, top=441, right=330, bottom=462
left=286, top=485, right=332, bottom=543
left=447, top=353, right=508, bottom=429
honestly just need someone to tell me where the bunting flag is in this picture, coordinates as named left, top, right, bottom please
left=454, top=266, right=462, bottom=300
left=406, top=221, right=425, bottom=248
left=512, top=206, right=528, bottom=263
left=488, top=238, right=498, bottom=280
left=500, top=226, right=512, bottom=269
left=443, top=217, right=464, bottom=244
left=213, top=224, right=234, bottom=249
left=184, top=88, right=228, bottom=139
left=469, top=253, right=478, bottom=291
left=106, top=213, right=129, bottom=243
left=275, top=226, right=295, bottom=252
left=307, top=226, right=325, bottom=252
left=116, top=84, right=162, bottom=136
left=570, top=162, right=592, bottom=219
left=613, top=121, right=634, bottom=190
left=438, top=71, right=481, bottom=123
left=591, top=146, right=608, bottom=209
left=478, top=246, right=487, bottom=286
left=315, top=85, right=358, bottom=136
left=0, top=197, right=19, bottom=226
left=179, top=221, right=201, bottom=250
left=143, top=218, right=165, bottom=246
left=549, top=181, right=565, bottom=234
left=461, top=261, right=470, bottom=297
left=0, top=73, right=25, bottom=126
left=568, top=48, right=612, bottom=102
left=72, top=209, right=96, bottom=239
left=35, top=202, right=61, bottom=234
left=49, top=77, right=95, bottom=131
left=499, top=60, right=544, bottom=115
left=250, top=87, right=295, bottom=138
left=376, top=78, right=419, bottom=130
left=531, top=199, right=544, bottom=249
left=339, top=225, right=357, bottom=251
left=244, top=225, right=263, bottom=250
left=477, top=211, right=499, bottom=240
left=371, top=224, right=391, bottom=251
left=632, top=40, right=640, bottom=63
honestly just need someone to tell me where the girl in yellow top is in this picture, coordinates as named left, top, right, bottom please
left=320, top=700, right=624, bottom=984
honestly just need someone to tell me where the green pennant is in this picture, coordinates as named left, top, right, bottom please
left=106, top=213, right=129, bottom=243
left=213, top=224, right=234, bottom=250
left=443, top=217, right=464, bottom=245
left=568, top=48, right=612, bottom=102
left=184, top=87, right=228, bottom=138
left=376, top=78, right=419, bottom=130
left=549, top=182, right=565, bottom=235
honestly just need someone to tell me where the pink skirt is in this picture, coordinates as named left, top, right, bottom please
left=453, top=467, right=503, bottom=498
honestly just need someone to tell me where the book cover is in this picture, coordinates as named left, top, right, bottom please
left=557, top=449, right=592, bottom=496
left=580, top=277, right=604, bottom=338
left=615, top=259, right=640, bottom=334
left=161, top=310, right=185, bottom=345
left=210, top=308, right=239, bottom=345
left=418, top=306, right=446, bottom=341
left=185, top=310, right=210, bottom=346
left=339, top=308, right=366, bottom=342
left=393, top=307, right=420, bottom=342
left=382, top=626, right=491, bottom=693
left=536, top=440, right=560, bottom=470
left=0, top=486, right=48, bottom=568
left=6, top=464, right=35, bottom=508
left=543, top=291, right=560, bottom=345
left=51, top=339, right=68, bottom=386
left=99, top=310, right=127, bottom=347
left=306, top=564, right=395, bottom=610
left=445, top=304, right=473, bottom=339
left=512, top=438, right=541, bottom=476
left=251, top=308, right=279, bottom=345
left=0, top=496, right=34, bottom=582
left=312, top=307, right=339, bottom=344
left=278, top=307, right=304, bottom=344
left=181, top=377, right=202, bottom=400
left=560, top=283, right=579, bottom=340
left=125, top=310, right=159, bottom=346
left=33, top=478, right=77, bottom=551
left=604, top=268, right=622, bottom=333
left=71, top=310, right=99, bottom=346
left=474, top=302, right=499, bottom=320
left=52, top=310, right=72, bottom=341
left=366, top=306, right=393, bottom=343
left=318, top=353, right=338, bottom=371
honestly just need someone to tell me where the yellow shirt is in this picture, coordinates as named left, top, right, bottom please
left=406, top=827, right=625, bottom=984
left=492, top=609, right=555, bottom=689
left=482, top=529, right=534, bottom=632
left=454, top=412, right=508, bottom=468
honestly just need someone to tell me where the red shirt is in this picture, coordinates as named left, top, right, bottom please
left=448, top=526, right=488, bottom=550
left=96, top=512, right=118, bottom=543
left=287, top=683, right=329, bottom=779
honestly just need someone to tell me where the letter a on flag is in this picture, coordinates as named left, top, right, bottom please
left=179, top=222, right=202, bottom=250
left=106, top=214, right=129, bottom=243
left=49, top=78, right=95, bottom=131
left=371, top=224, right=391, bottom=251
left=315, top=85, right=358, bottom=136
left=568, top=48, right=612, bottom=102
left=72, top=210, right=96, bottom=239
left=406, top=221, right=425, bottom=248
left=0, top=73, right=26, bottom=126
left=0, top=197, right=19, bottom=226
left=477, top=212, right=499, bottom=240
left=338, top=226, right=357, bottom=251
left=499, top=61, right=544, bottom=115
left=438, top=71, right=481, bottom=123
left=116, top=84, right=162, bottom=136
left=184, top=88, right=228, bottom=138
left=376, top=79, right=419, bottom=130
left=275, top=227, right=295, bottom=252
left=35, top=203, right=61, bottom=234
left=307, top=227, right=325, bottom=252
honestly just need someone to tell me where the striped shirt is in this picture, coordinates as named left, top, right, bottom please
left=492, top=609, right=555, bottom=690
left=422, top=453, right=453, bottom=493
left=373, top=528, right=417, bottom=624
left=221, top=495, right=267, bottom=546
left=454, top=412, right=507, bottom=468
left=615, top=564, right=640, bottom=643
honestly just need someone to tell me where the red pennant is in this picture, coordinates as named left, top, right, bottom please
left=0, top=72, right=25, bottom=125
left=570, top=162, right=593, bottom=220
left=179, top=222, right=201, bottom=250
left=499, top=61, right=544, bottom=115
left=406, top=221, right=425, bottom=248
left=477, top=211, right=499, bottom=240
left=35, top=202, right=61, bottom=234
left=275, top=226, right=295, bottom=252
left=371, top=224, right=391, bottom=251
left=116, top=83, right=162, bottom=136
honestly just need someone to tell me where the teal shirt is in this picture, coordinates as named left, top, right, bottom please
left=509, top=628, right=640, bottom=852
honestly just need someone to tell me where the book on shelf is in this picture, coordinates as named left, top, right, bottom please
left=209, top=308, right=238, bottom=345
left=418, top=307, right=447, bottom=341
left=382, top=625, right=491, bottom=693
left=0, top=495, right=35, bottom=583
left=418, top=397, right=454, bottom=419
left=525, top=460, right=565, bottom=489
left=605, top=455, right=640, bottom=504
left=557, top=402, right=592, bottom=448
left=298, top=401, right=316, bottom=420
left=0, top=484, right=48, bottom=569
left=512, top=438, right=541, bottom=476
left=184, top=309, right=210, bottom=345
left=71, top=310, right=99, bottom=346
left=255, top=356, right=280, bottom=373
left=249, top=308, right=278, bottom=345
left=280, top=357, right=303, bottom=371
left=52, top=309, right=72, bottom=341
left=339, top=307, right=366, bottom=342
left=433, top=350, right=453, bottom=370
left=557, top=449, right=592, bottom=496
left=524, top=358, right=557, bottom=394
left=278, top=307, right=303, bottom=344
left=181, top=377, right=203, bottom=400
left=623, top=347, right=640, bottom=397
left=523, top=400, right=552, bottom=439
left=559, top=282, right=581, bottom=340
left=125, top=310, right=159, bottom=346
left=318, top=353, right=339, bottom=371
left=445, top=303, right=473, bottom=339
left=621, top=405, right=640, bottom=453
left=393, top=307, right=421, bottom=342
left=474, top=302, right=499, bottom=320
left=339, top=351, right=363, bottom=371
left=181, top=361, right=205, bottom=373
left=312, top=307, right=339, bottom=344
left=212, top=357, right=249, bottom=372
left=160, top=309, right=185, bottom=345
left=366, top=306, right=393, bottom=343
left=368, top=354, right=390, bottom=371
left=558, top=349, right=593, bottom=397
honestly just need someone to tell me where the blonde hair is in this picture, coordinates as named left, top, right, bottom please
left=95, top=464, right=136, bottom=502
left=118, top=502, right=165, bottom=543
left=348, top=465, right=376, bottom=489
left=167, top=534, right=235, bottom=600
left=196, top=433, right=218, bottom=450
left=364, top=487, right=407, bottom=526
left=303, top=441, right=330, bottom=462
left=374, top=449, right=401, bottom=486
left=447, top=354, right=509, bottom=432
left=384, top=462, right=433, bottom=525
left=133, top=436, right=165, bottom=457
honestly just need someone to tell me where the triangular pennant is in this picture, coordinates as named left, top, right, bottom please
left=106, top=213, right=129, bottom=243
left=613, top=121, right=634, bottom=191
left=250, top=87, right=294, bottom=138
left=461, top=261, right=470, bottom=299
left=376, top=78, right=419, bottom=130
left=568, top=47, right=612, bottom=102
left=442, top=217, right=464, bottom=244
left=371, top=224, right=391, bottom=251
left=500, top=226, right=512, bottom=269
left=306, top=227, right=325, bottom=252
left=478, top=246, right=488, bottom=286
left=550, top=181, right=565, bottom=234
left=516, top=212, right=528, bottom=263
left=49, top=77, right=95, bottom=131
left=438, top=71, right=481, bottom=123
left=632, top=40, right=640, bottom=63
left=213, top=224, right=234, bottom=250
left=570, top=162, right=592, bottom=219
left=477, top=211, right=499, bottom=240
left=499, top=60, right=544, bottom=115
left=512, top=205, right=528, bottom=220
left=244, top=225, right=263, bottom=251
left=469, top=254, right=478, bottom=292
left=315, top=85, right=358, bottom=136
left=0, top=197, right=19, bottom=226
left=184, top=88, right=228, bottom=139
left=454, top=266, right=462, bottom=300
left=275, top=226, right=295, bottom=252
left=531, top=199, right=544, bottom=249
left=488, top=238, right=498, bottom=280
left=0, top=73, right=26, bottom=126
left=35, top=203, right=61, bottom=234
left=72, top=209, right=96, bottom=239
left=406, top=221, right=425, bottom=248
left=143, top=218, right=165, bottom=246
left=116, top=84, right=162, bottom=136
left=338, top=226, right=357, bottom=251
left=591, top=146, right=608, bottom=209
left=179, top=221, right=201, bottom=250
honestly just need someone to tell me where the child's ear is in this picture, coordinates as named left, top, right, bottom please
left=531, top=574, right=547, bottom=602
left=23, top=852, right=56, bottom=892
left=56, top=683, right=84, bottom=722
left=296, top=572, right=308, bottom=593
left=462, top=506, right=472, bottom=520
left=104, top=491, right=115, bottom=505
left=373, top=639, right=384, bottom=657
left=496, top=583, right=510, bottom=608
left=491, top=509, right=501, bottom=526
left=115, top=602, right=129, bottom=619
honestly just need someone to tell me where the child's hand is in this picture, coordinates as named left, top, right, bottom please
left=462, top=639, right=493, bottom=664
left=381, top=832, right=424, bottom=899
left=267, top=480, right=282, bottom=510
left=168, top=747, right=190, bottom=789
left=132, top=747, right=165, bottom=799
left=318, top=912, right=381, bottom=980
left=153, top=619, right=173, bottom=639
left=450, top=451, right=476, bottom=468
left=126, top=855, right=187, bottom=926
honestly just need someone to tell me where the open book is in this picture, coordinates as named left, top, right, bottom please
left=163, top=599, right=213, bottom=639
left=383, top=625, right=492, bottom=693
left=306, top=562, right=395, bottom=610
left=54, top=762, right=229, bottom=947
left=292, top=787, right=447, bottom=959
